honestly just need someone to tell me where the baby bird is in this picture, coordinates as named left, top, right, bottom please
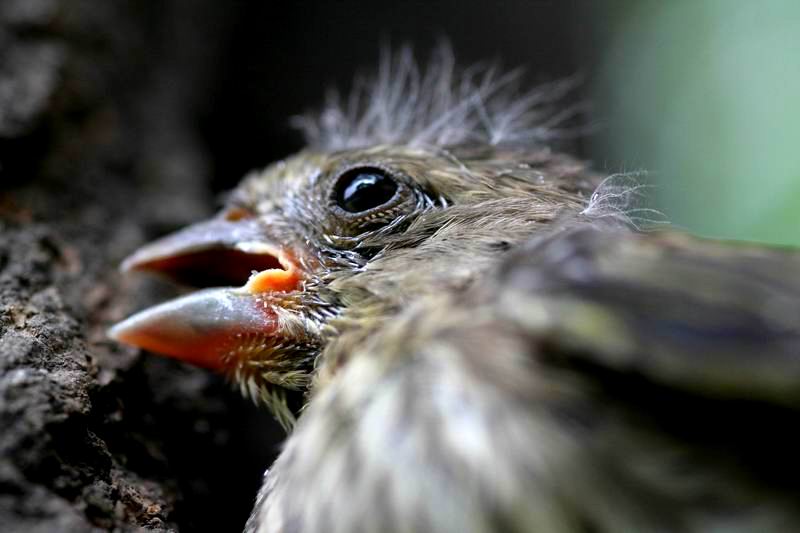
left=111, top=48, right=800, bottom=532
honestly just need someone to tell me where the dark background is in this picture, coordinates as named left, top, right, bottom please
left=0, top=1, right=611, bottom=531
left=169, top=0, right=605, bottom=193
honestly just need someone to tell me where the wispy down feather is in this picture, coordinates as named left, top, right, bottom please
left=582, top=172, right=668, bottom=230
left=292, top=45, right=583, bottom=150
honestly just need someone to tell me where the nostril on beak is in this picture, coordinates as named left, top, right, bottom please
left=223, top=206, right=255, bottom=222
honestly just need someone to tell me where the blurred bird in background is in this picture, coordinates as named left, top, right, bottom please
left=110, top=47, right=800, bottom=532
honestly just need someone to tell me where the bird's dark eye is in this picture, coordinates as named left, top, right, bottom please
left=334, top=168, right=399, bottom=213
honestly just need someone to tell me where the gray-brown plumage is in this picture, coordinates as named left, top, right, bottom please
left=110, top=48, right=800, bottom=532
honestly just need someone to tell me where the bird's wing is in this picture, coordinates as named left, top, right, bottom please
left=475, top=226, right=800, bottom=531
left=249, top=227, right=800, bottom=533
left=495, top=226, right=800, bottom=406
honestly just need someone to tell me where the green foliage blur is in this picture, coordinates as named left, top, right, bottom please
left=594, top=0, right=800, bottom=245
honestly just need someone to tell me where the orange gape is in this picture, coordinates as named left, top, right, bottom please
left=244, top=263, right=303, bottom=294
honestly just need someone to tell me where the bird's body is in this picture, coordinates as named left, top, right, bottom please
left=249, top=226, right=800, bottom=533
left=110, top=48, right=800, bottom=532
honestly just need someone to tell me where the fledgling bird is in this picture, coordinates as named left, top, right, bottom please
left=110, top=48, right=800, bottom=532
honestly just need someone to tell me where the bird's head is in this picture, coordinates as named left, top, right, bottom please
left=109, top=49, right=608, bottom=427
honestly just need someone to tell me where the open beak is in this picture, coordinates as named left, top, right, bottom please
left=108, top=214, right=303, bottom=371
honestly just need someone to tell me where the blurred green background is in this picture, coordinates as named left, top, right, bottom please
left=593, top=0, right=800, bottom=245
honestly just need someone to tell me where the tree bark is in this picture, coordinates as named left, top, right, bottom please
left=0, top=2, right=281, bottom=531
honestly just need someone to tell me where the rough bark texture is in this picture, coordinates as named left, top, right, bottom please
left=0, top=2, right=281, bottom=531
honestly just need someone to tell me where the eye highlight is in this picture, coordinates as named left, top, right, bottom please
left=334, top=168, right=399, bottom=213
